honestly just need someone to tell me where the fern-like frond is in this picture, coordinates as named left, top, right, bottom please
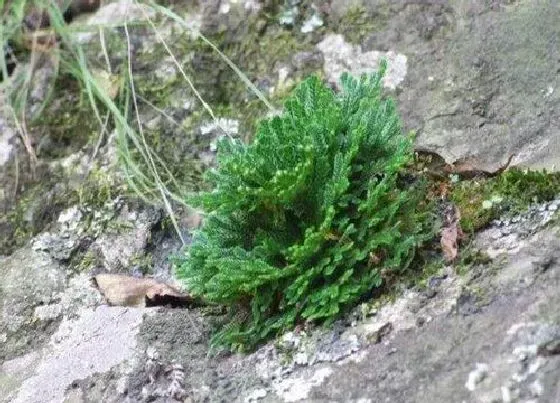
left=176, top=63, right=432, bottom=351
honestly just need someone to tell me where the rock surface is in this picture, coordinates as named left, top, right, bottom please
left=1, top=1, right=560, bottom=402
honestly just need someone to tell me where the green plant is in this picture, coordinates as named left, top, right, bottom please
left=176, top=62, right=432, bottom=351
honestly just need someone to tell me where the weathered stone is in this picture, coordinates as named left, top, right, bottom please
left=317, top=34, right=408, bottom=90
left=0, top=248, right=66, bottom=359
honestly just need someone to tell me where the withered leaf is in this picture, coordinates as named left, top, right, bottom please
left=440, top=203, right=464, bottom=262
left=91, top=274, right=198, bottom=308
left=441, top=226, right=459, bottom=262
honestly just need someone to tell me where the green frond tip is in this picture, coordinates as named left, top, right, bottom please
left=176, top=63, right=432, bottom=351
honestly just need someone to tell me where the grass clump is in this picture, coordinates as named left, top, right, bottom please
left=176, top=62, right=432, bottom=351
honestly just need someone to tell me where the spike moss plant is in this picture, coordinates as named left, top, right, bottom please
left=177, top=62, right=432, bottom=351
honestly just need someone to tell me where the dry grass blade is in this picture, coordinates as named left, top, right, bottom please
left=133, top=0, right=233, bottom=140
left=8, top=104, right=37, bottom=176
left=90, top=25, right=113, bottom=161
left=123, top=14, right=186, bottom=245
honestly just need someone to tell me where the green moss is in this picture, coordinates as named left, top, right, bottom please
left=454, top=244, right=492, bottom=276
left=450, top=179, right=496, bottom=233
left=0, top=176, right=68, bottom=255
left=451, top=168, right=560, bottom=233
left=493, top=168, right=560, bottom=209
left=0, top=162, right=127, bottom=256
left=130, top=253, right=154, bottom=275
left=336, top=5, right=389, bottom=45
left=70, top=166, right=120, bottom=208
left=74, top=249, right=102, bottom=272
left=31, top=73, right=104, bottom=159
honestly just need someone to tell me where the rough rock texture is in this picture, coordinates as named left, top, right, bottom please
left=316, top=0, right=560, bottom=172
left=6, top=306, right=146, bottom=403
left=1, top=0, right=560, bottom=402
left=42, top=203, right=558, bottom=403
left=390, top=0, right=560, bottom=172
left=317, top=34, right=408, bottom=90
left=306, top=227, right=560, bottom=402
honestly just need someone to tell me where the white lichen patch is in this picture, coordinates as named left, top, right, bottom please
left=316, top=34, right=407, bottom=90
left=301, top=13, right=323, bottom=34
left=272, top=366, right=333, bottom=402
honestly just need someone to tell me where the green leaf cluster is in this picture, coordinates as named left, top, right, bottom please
left=176, top=62, right=431, bottom=350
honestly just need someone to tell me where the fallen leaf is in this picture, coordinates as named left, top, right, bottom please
left=441, top=226, right=459, bottom=262
left=440, top=203, right=464, bottom=262
left=91, top=273, right=199, bottom=308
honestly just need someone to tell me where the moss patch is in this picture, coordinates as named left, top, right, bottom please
left=450, top=168, right=560, bottom=233
left=70, top=166, right=121, bottom=208
left=29, top=73, right=105, bottom=159
left=335, top=5, right=389, bottom=45
left=0, top=172, right=69, bottom=255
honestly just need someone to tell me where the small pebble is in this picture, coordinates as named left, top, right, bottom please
left=491, top=229, right=503, bottom=240
left=245, top=388, right=267, bottom=402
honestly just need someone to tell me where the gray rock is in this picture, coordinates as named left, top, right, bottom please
left=0, top=248, right=66, bottom=359
left=3, top=1, right=560, bottom=402
left=9, top=306, right=145, bottom=403
left=94, top=207, right=161, bottom=272
left=75, top=0, right=156, bottom=43
left=32, top=232, right=78, bottom=261
left=317, top=34, right=408, bottom=90
left=396, top=1, right=560, bottom=172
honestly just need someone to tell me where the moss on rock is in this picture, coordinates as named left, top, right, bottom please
left=335, top=5, right=389, bottom=45
left=450, top=168, right=560, bottom=233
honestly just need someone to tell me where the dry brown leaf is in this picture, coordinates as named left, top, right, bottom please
left=440, top=203, right=464, bottom=262
left=441, top=226, right=459, bottom=262
left=91, top=274, right=198, bottom=308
